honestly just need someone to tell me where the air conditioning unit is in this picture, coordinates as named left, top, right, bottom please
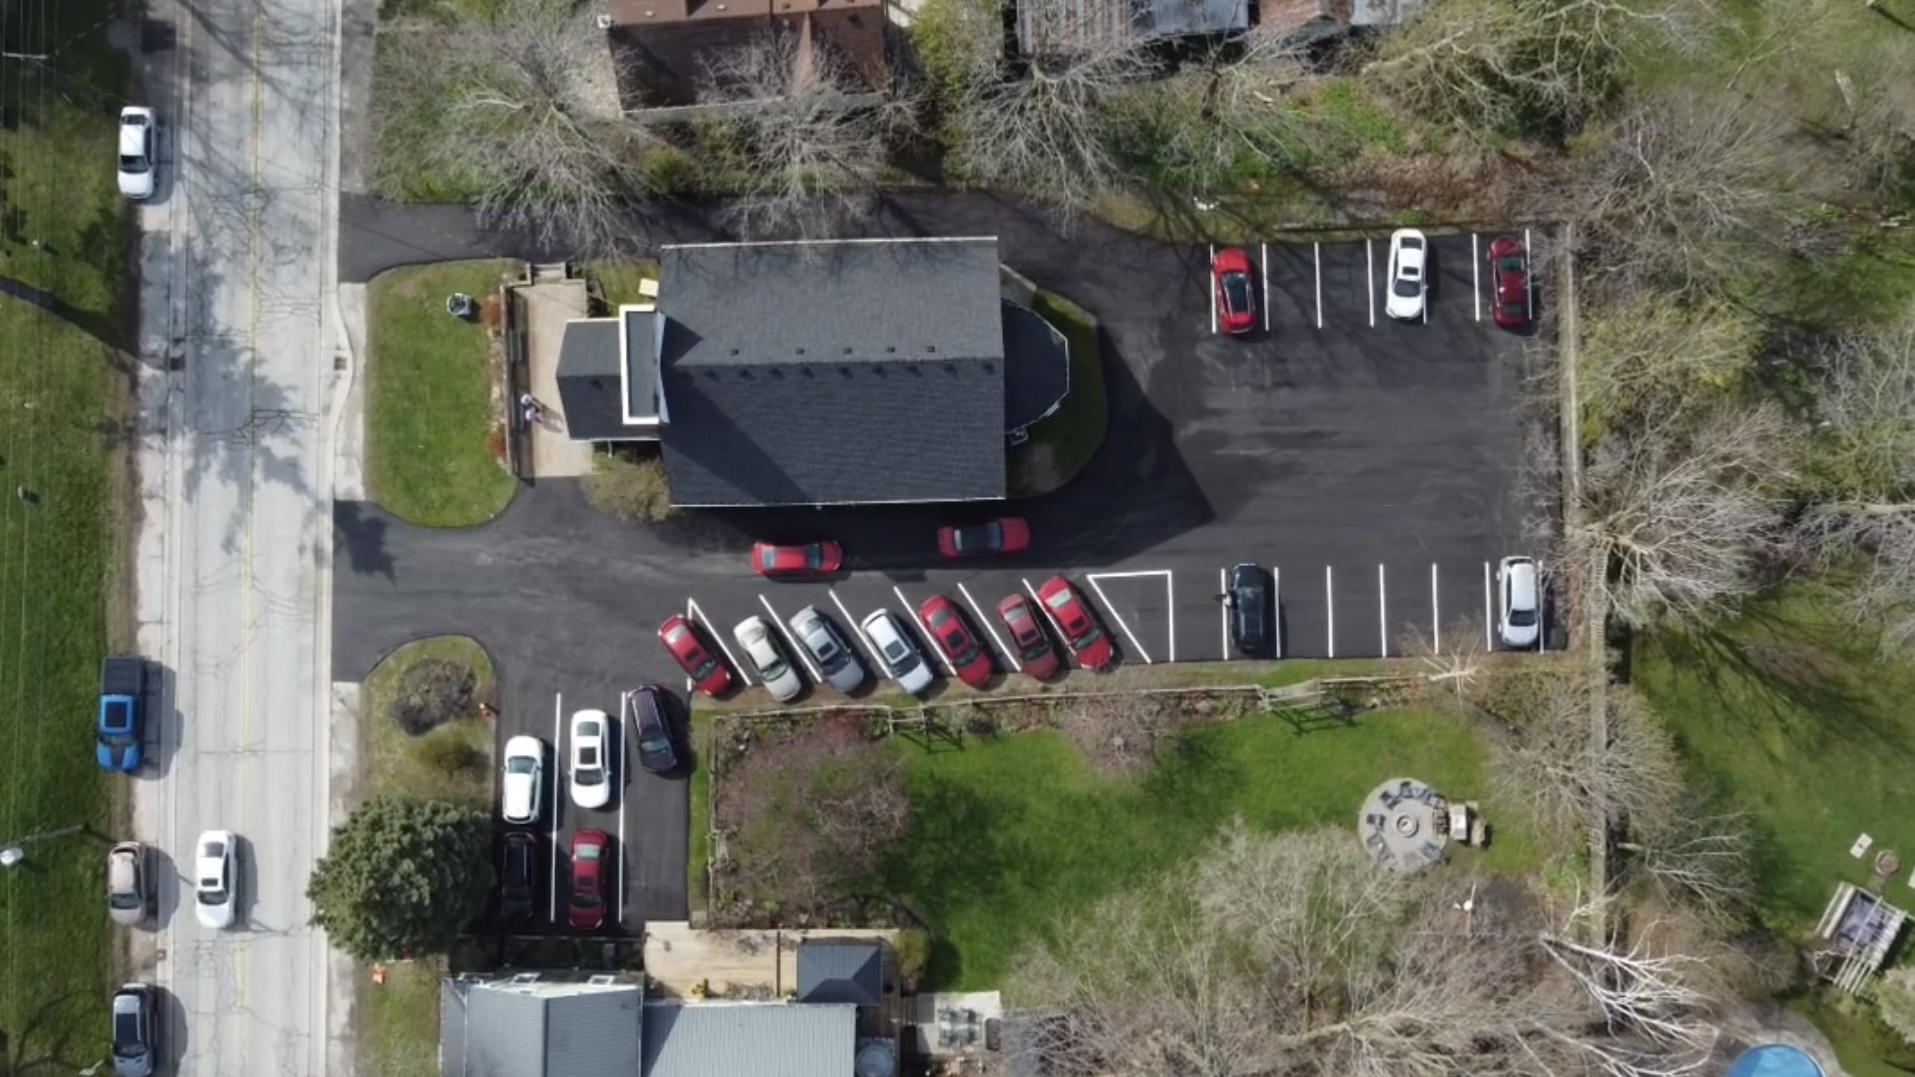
left=595, top=13, right=615, bottom=29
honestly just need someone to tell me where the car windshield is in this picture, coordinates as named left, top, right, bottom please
left=576, top=748, right=602, bottom=779
left=1501, top=302, right=1526, bottom=319
left=506, top=756, right=535, bottom=774
left=691, top=655, right=720, bottom=680
left=941, top=628, right=967, bottom=651
left=1223, top=273, right=1252, bottom=312
left=642, top=731, right=671, bottom=754
left=119, top=150, right=149, bottom=173
left=805, top=545, right=826, bottom=568
left=113, top=1011, right=143, bottom=1055
left=197, top=881, right=226, bottom=904
left=758, top=653, right=790, bottom=680
left=1018, top=636, right=1049, bottom=660
left=956, top=524, right=998, bottom=552
left=1392, top=275, right=1419, bottom=296
left=1069, top=625, right=1103, bottom=648
left=759, top=548, right=779, bottom=570
left=1510, top=608, right=1538, bottom=627
left=1497, top=256, right=1525, bottom=274
left=576, top=842, right=602, bottom=861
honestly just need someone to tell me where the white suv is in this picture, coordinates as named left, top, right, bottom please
left=501, top=735, right=545, bottom=824
left=568, top=710, right=613, bottom=811
left=861, top=610, right=934, bottom=696
left=1497, top=556, right=1541, bottom=649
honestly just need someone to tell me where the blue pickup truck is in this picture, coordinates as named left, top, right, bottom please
left=97, top=656, right=149, bottom=773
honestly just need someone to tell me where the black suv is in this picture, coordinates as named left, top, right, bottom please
left=1226, top=563, right=1270, bottom=657
left=500, top=831, right=538, bottom=922
left=630, top=684, right=679, bottom=775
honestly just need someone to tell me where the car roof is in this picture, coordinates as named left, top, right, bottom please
left=117, top=120, right=147, bottom=156
left=504, top=735, right=541, bottom=755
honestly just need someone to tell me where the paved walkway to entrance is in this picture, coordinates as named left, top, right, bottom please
left=517, top=279, right=597, bottom=478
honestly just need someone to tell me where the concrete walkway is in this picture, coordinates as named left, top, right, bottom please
left=516, top=279, right=597, bottom=478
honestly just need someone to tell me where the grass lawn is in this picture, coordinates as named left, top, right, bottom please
left=365, top=261, right=519, bottom=527
left=356, top=636, right=496, bottom=1077
left=1632, top=588, right=1915, bottom=930
left=0, top=0, right=136, bottom=1067
left=688, top=710, right=713, bottom=911
left=584, top=260, right=662, bottom=311
left=880, top=706, right=1545, bottom=989
left=1010, top=292, right=1108, bottom=497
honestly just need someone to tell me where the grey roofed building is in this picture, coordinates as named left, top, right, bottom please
left=655, top=238, right=1007, bottom=508
left=795, top=941, right=886, bottom=1006
left=642, top=1001, right=858, bottom=1077
left=440, top=977, right=643, bottom=1077
left=1017, top=0, right=1249, bottom=54
left=556, top=306, right=662, bottom=442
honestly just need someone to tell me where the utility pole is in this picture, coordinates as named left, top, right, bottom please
left=0, top=824, right=85, bottom=868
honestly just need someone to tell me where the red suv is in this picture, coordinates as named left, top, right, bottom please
left=657, top=615, right=731, bottom=697
left=918, top=596, right=992, bottom=688
left=568, top=829, right=610, bottom=931
left=1036, top=576, right=1114, bottom=671
left=1488, top=236, right=1531, bottom=331
left=997, top=594, right=1059, bottom=682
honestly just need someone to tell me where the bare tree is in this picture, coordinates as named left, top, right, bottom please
left=1578, top=293, right=1763, bottom=427
left=373, top=0, right=654, bottom=254
left=1132, top=28, right=1323, bottom=196
left=1796, top=316, right=1915, bottom=655
left=1397, top=614, right=1492, bottom=702
left=1057, top=694, right=1183, bottom=777
left=697, top=30, right=904, bottom=238
left=1488, top=677, right=1682, bottom=842
left=1541, top=898, right=1719, bottom=1069
left=1551, top=89, right=1804, bottom=296
left=941, top=0, right=1159, bottom=212
left=1618, top=801, right=1756, bottom=929
left=1574, top=403, right=1800, bottom=629
left=1369, top=0, right=1706, bottom=136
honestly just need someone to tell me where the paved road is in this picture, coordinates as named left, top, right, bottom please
left=133, top=0, right=342, bottom=1072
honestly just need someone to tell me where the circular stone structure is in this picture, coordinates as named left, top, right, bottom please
left=1725, top=1046, right=1826, bottom=1077
left=1358, top=777, right=1451, bottom=873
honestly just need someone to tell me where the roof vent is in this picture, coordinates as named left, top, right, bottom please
left=884, top=346, right=895, bottom=353
left=981, top=362, right=995, bottom=373
left=588, top=974, right=618, bottom=986
left=801, top=367, right=815, bottom=377
left=796, top=347, right=806, bottom=355
left=908, top=366, right=922, bottom=376
left=839, top=367, right=853, bottom=377
left=926, top=345, right=936, bottom=353
left=510, top=973, right=540, bottom=985
left=729, top=348, right=740, bottom=355
left=843, top=346, right=853, bottom=354
left=771, top=367, right=784, bottom=378
left=944, top=364, right=956, bottom=374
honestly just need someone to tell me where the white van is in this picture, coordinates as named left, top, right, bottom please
left=1497, top=556, right=1541, bottom=649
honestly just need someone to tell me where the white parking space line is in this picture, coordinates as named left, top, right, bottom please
left=1208, top=243, right=1218, bottom=335
left=895, top=585, right=956, bottom=676
left=1325, top=565, right=1336, bottom=659
left=682, top=600, right=695, bottom=694
left=830, top=588, right=885, bottom=668
left=1274, top=567, right=1283, bottom=658
left=1260, top=242, right=1271, bottom=334
left=615, top=720, right=627, bottom=926
left=758, top=594, right=822, bottom=683
left=1483, top=562, right=1494, bottom=650
left=1085, top=574, right=1153, bottom=664
left=1218, top=567, right=1229, bottom=657
left=688, top=597, right=751, bottom=687
left=958, top=582, right=1020, bottom=672
left=1473, top=233, right=1482, bottom=322
left=1378, top=564, right=1388, bottom=658
left=1525, top=226, right=1535, bottom=321
left=550, top=692, right=563, bottom=922
left=1366, top=240, right=1376, bottom=327
left=1167, top=572, right=1177, bottom=663
left=1314, top=242, right=1324, bottom=330
left=1431, top=563, right=1441, bottom=652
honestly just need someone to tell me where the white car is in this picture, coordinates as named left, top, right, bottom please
left=1498, top=556, right=1541, bottom=649
left=734, top=616, right=803, bottom=702
left=790, top=606, right=866, bottom=694
left=501, top=735, right=545, bottom=824
left=193, top=829, right=238, bottom=930
left=1385, top=228, right=1427, bottom=321
left=861, top=610, right=935, bottom=696
left=568, top=709, right=614, bottom=811
left=117, top=107, right=157, bottom=200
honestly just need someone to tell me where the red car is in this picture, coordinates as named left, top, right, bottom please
left=657, top=615, right=732, bottom=697
left=938, top=517, right=1030, bottom=559
left=1035, top=576, right=1114, bottom=671
left=751, top=541, right=844, bottom=578
left=1212, top=247, right=1257, bottom=336
left=1488, top=236, right=1531, bottom=331
left=997, top=594, right=1060, bottom=682
left=918, top=596, right=993, bottom=688
left=568, top=829, right=610, bottom=931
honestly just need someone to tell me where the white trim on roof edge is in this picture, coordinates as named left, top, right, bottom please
left=659, top=235, right=1000, bottom=253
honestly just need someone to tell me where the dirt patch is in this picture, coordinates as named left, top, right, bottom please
left=392, top=658, right=479, bottom=736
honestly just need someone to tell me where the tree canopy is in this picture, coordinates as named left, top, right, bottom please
left=307, top=795, right=494, bottom=961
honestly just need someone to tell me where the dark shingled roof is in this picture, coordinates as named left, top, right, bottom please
left=795, top=941, right=885, bottom=1006
left=1001, top=300, right=1071, bottom=432
left=656, top=239, right=1007, bottom=508
left=556, top=319, right=635, bottom=442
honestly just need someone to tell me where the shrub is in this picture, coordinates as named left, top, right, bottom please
left=410, top=725, right=488, bottom=777
left=391, top=659, right=479, bottom=735
left=584, top=451, right=676, bottom=523
left=892, top=928, right=932, bottom=990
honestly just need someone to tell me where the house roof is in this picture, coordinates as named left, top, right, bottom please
left=556, top=319, right=635, bottom=442
left=656, top=238, right=1007, bottom=507
left=1017, top=0, right=1248, bottom=53
left=440, top=979, right=643, bottom=1077
left=641, top=1002, right=857, bottom=1077
left=795, top=941, right=885, bottom=1006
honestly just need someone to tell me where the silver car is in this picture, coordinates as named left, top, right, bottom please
left=734, top=616, right=803, bottom=703
left=106, top=841, right=149, bottom=927
left=861, top=610, right=935, bottom=696
left=111, top=983, right=157, bottom=1077
left=789, top=606, right=865, bottom=693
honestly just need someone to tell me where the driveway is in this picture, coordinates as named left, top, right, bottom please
left=335, top=194, right=1551, bottom=920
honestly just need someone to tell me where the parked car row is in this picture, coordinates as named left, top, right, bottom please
left=657, top=575, right=1117, bottom=702
left=1209, top=231, right=1533, bottom=334
left=494, top=825, right=615, bottom=931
